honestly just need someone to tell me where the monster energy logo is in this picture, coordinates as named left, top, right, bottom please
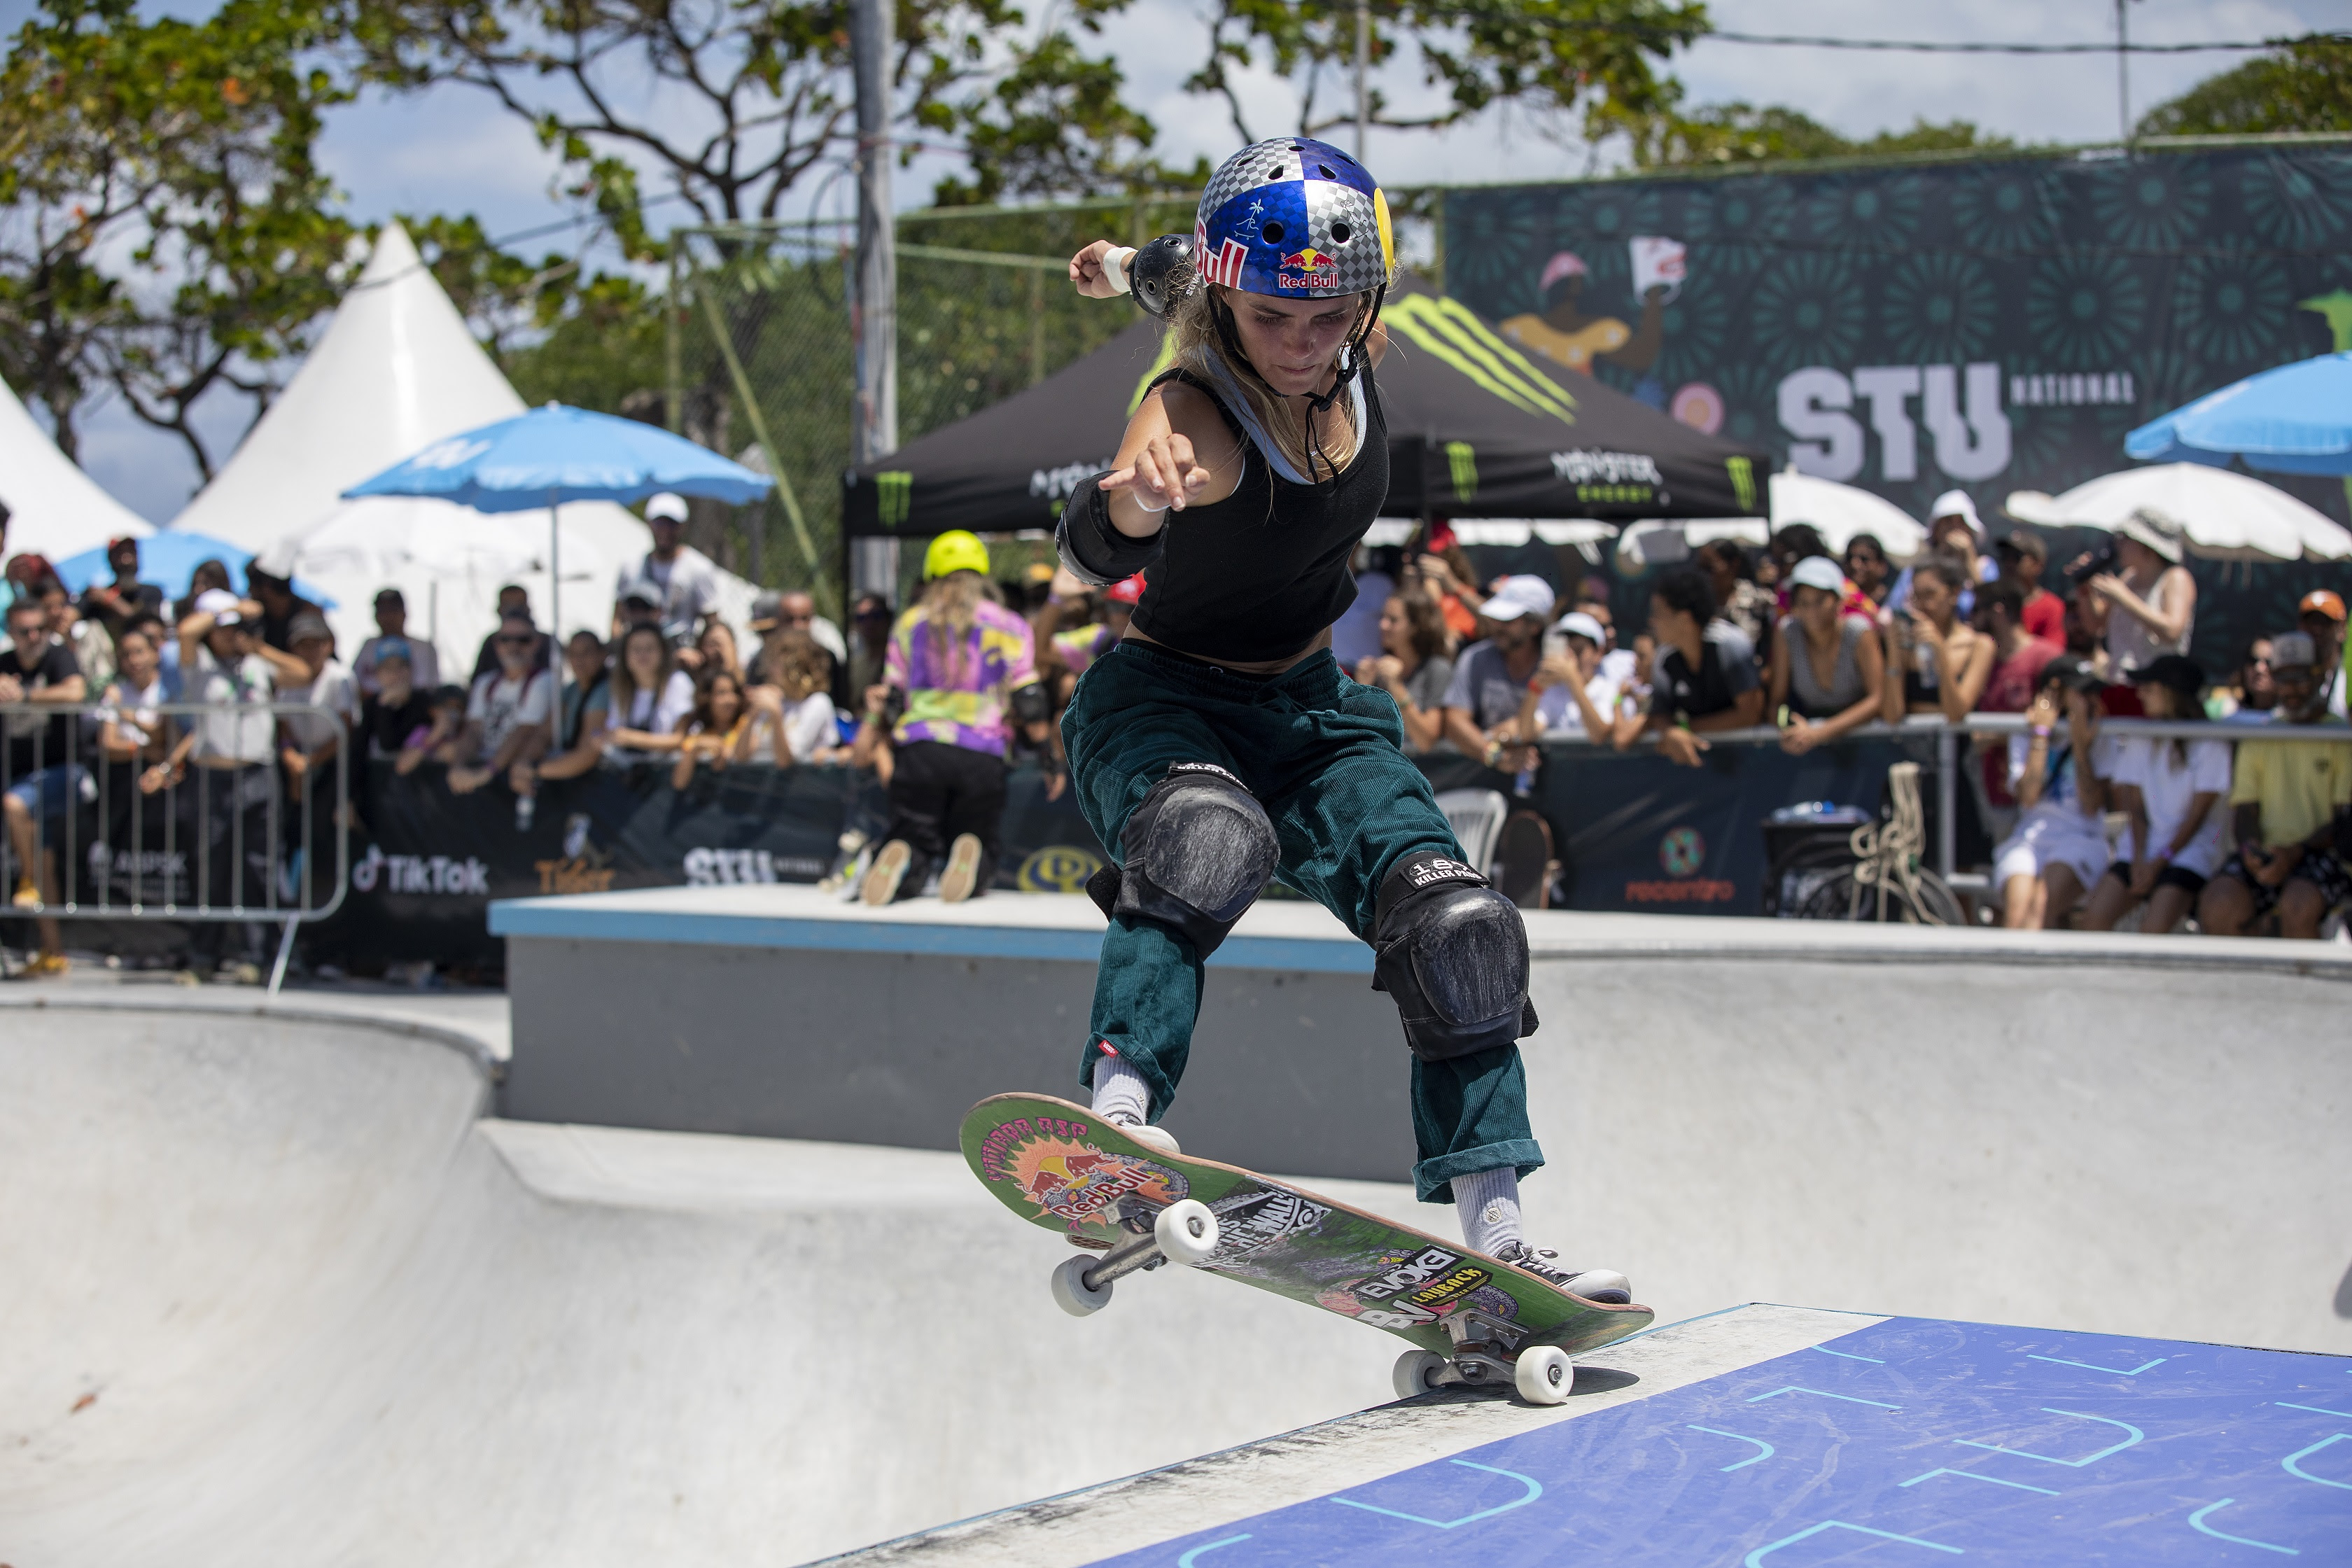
left=1727, top=455, right=1756, bottom=513
left=876, top=470, right=912, bottom=529
left=1446, top=442, right=1477, bottom=503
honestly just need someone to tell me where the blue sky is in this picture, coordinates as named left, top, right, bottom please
left=5, top=0, right=2337, bottom=519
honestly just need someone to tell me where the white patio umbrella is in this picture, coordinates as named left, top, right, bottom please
left=2003, top=463, right=2352, bottom=562
left=1614, top=470, right=1927, bottom=572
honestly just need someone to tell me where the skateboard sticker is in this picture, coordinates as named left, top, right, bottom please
left=974, top=1115, right=1188, bottom=1225
left=1203, top=1191, right=1331, bottom=1267
left=1313, top=1245, right=1512, bottom=1331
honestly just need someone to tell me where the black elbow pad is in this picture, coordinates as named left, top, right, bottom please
left=1130, top=233, right=1197, bottom=319
left=1009, top=680, right=1049, bottom=725
left=1057, top=473, right=1166, bottom=587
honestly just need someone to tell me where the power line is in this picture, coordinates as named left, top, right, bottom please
left=1693, top=30, right=2342, bottom=56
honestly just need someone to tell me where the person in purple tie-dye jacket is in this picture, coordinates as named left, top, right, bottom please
left=860, top=531, right=1052, bottom=904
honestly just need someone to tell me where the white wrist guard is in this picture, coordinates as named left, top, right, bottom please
left=1103, top=246, right=1138, bottom=295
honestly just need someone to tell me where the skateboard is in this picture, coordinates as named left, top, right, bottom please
left=960, top=1093, right=1653, bottom=1405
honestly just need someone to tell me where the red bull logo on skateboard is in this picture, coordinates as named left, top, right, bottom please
left=1277, top=247, right=1338, bottom=290
left=976, top=1117, right=1187, bottom=1224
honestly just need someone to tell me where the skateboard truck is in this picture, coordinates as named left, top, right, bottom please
left=1392, top=1308, right=1578, bottom=1406
left=1049, top=1198, right=1222, bottom=1317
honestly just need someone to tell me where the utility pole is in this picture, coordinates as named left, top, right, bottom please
left=2115, top=0, right=2136, bottom=144
left=1353, top=0, right=1370, bottom=160
left=850, top=0, right=899, bottom=601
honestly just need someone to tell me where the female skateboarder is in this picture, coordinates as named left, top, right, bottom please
left=1056, top=138, right=1627, bottom=1302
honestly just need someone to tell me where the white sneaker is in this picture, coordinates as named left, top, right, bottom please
left=1104, top=1112, right=1180, bottom=1157
left=1493, top=1240, right=1630, bottom=1304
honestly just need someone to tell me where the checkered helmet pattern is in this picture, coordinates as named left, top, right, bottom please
left=1194, top=136, right=1394, bottom=300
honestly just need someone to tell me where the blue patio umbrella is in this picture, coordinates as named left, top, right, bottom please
left=52, top=530, right=338, bottom=609
left=2125, top=352, right=2352, bottom=476
left=342, top=402, right=771, bottom=680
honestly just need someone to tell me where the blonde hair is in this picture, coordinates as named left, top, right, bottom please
left=917, top=569, right=988, bottom=689
left=1171, top=285, right=1370, bottom=482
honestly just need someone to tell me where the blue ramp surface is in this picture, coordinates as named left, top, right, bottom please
left=1093, top=1317, right=2352, bottom=1566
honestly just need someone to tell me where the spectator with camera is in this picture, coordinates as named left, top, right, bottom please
left=1641, top=565, right=1763, bottom=767
left=1990, top=654, right=2115, bottom=930
left=2078, top=654, right=2231, bottom=935
left=1521, top=609, right=1633, bottom=745
left=1769, top=556, right=1886, bottom=755
left=2081, top=507, right=2195, bottom=676
left=2196, top=631, right=2352, bottom=940
left=157, top=592, right=279, bottom=980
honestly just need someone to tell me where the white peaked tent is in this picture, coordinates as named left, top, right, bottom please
left=172, top=223, right=757, bottom=664
left=0, top=377, right=154, bottom=563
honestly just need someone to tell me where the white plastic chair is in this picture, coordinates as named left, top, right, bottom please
left=1434, top=788, right=1510, bottom=878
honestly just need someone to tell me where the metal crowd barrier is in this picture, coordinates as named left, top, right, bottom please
left=1529, top=710, right=2348, bottom=888
left=0, top=700, right=350, bottom=994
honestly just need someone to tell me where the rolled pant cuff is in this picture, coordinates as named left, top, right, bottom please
left=1070, top=1036, right=1180, bottom=1124
left=1413, top=1140, right=1545, bottom=1205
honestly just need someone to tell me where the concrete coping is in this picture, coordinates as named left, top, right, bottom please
left=0, top=993, right=507, bottom=1080
left=488, top=883, right=2352, bottom=983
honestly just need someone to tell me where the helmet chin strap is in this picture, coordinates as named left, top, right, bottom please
left=1217, top=286, right=1387, bottom=485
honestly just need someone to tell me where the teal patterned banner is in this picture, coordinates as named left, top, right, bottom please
left=1444, top=145, right=2352, bottom=530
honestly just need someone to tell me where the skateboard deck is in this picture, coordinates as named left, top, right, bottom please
left=960, top=1093, right=1652, bottom=1361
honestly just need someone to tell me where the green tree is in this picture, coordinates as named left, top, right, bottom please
left=1606, top=92, right=2010, bottom=169
left=0, top=0, right=360, bottom=475
left=2136, top=35, right=2352, bottom=136
left=1184, top=0, right=1709, bottom=148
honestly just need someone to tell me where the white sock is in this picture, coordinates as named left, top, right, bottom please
left=1454, top=1166, right=1523, bottom=1257
left=1090, top=1050, right=1151, bottom=1127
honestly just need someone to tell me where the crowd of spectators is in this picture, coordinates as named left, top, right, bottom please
left=5, top=479, right=2349, bottom=961
left=1331, top=496, right=2351, bottom=941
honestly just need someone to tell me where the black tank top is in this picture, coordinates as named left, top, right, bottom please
left=1126, top=365, right=1390, bottom=663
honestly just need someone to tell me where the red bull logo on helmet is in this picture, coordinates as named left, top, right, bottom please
left=1278, top=247, right=1338, bottom=290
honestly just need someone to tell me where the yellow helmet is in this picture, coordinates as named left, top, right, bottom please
left=924, top=530, right=990, bottom=580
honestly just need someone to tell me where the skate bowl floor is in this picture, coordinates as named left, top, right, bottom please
left=0, top=1003, right=1420, bottom=1565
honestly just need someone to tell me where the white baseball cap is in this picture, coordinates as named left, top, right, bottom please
left=644, top=492, right=690, bottom=524
left=1787, top=556, right=1846, bottom=595
left=1554, top=610, right=1608, bottom=646
left=194, top=588, right=244, bottom=625
left=1481, top=575, right=1558, bottom=623
left=1928, top=490, right=1982, bottom=537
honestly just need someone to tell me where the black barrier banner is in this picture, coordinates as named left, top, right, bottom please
left=12, top=746, right=1968, bottom=969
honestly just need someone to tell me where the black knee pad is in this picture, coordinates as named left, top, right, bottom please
left=1371, top=851, right=1536, bottom=1063
left=1087, top=762, right=1277, bottom=958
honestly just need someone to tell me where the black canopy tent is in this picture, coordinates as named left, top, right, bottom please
left=840, top=275, right=1768, bottom=536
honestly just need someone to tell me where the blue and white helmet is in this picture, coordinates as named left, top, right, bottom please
left=1193, top=137, right=1394, bottom=300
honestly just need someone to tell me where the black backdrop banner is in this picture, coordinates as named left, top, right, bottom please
left=1444, top=144, right=2352, bottom=531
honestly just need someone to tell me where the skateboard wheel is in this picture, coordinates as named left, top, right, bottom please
left=1392, top=1350, right=1448, bottom=1400
left=1513, top=1344, right=1574, bottom=1405
left=1154, top=1199, right=1221, bottom=1266
left=1051, top=1254, right=1112, bottom=1317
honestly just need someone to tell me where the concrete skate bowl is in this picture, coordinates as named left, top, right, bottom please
left=0, top=1004, right=1399, bottom=1567
left=1510, top=923, right=2352, bottom=1358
